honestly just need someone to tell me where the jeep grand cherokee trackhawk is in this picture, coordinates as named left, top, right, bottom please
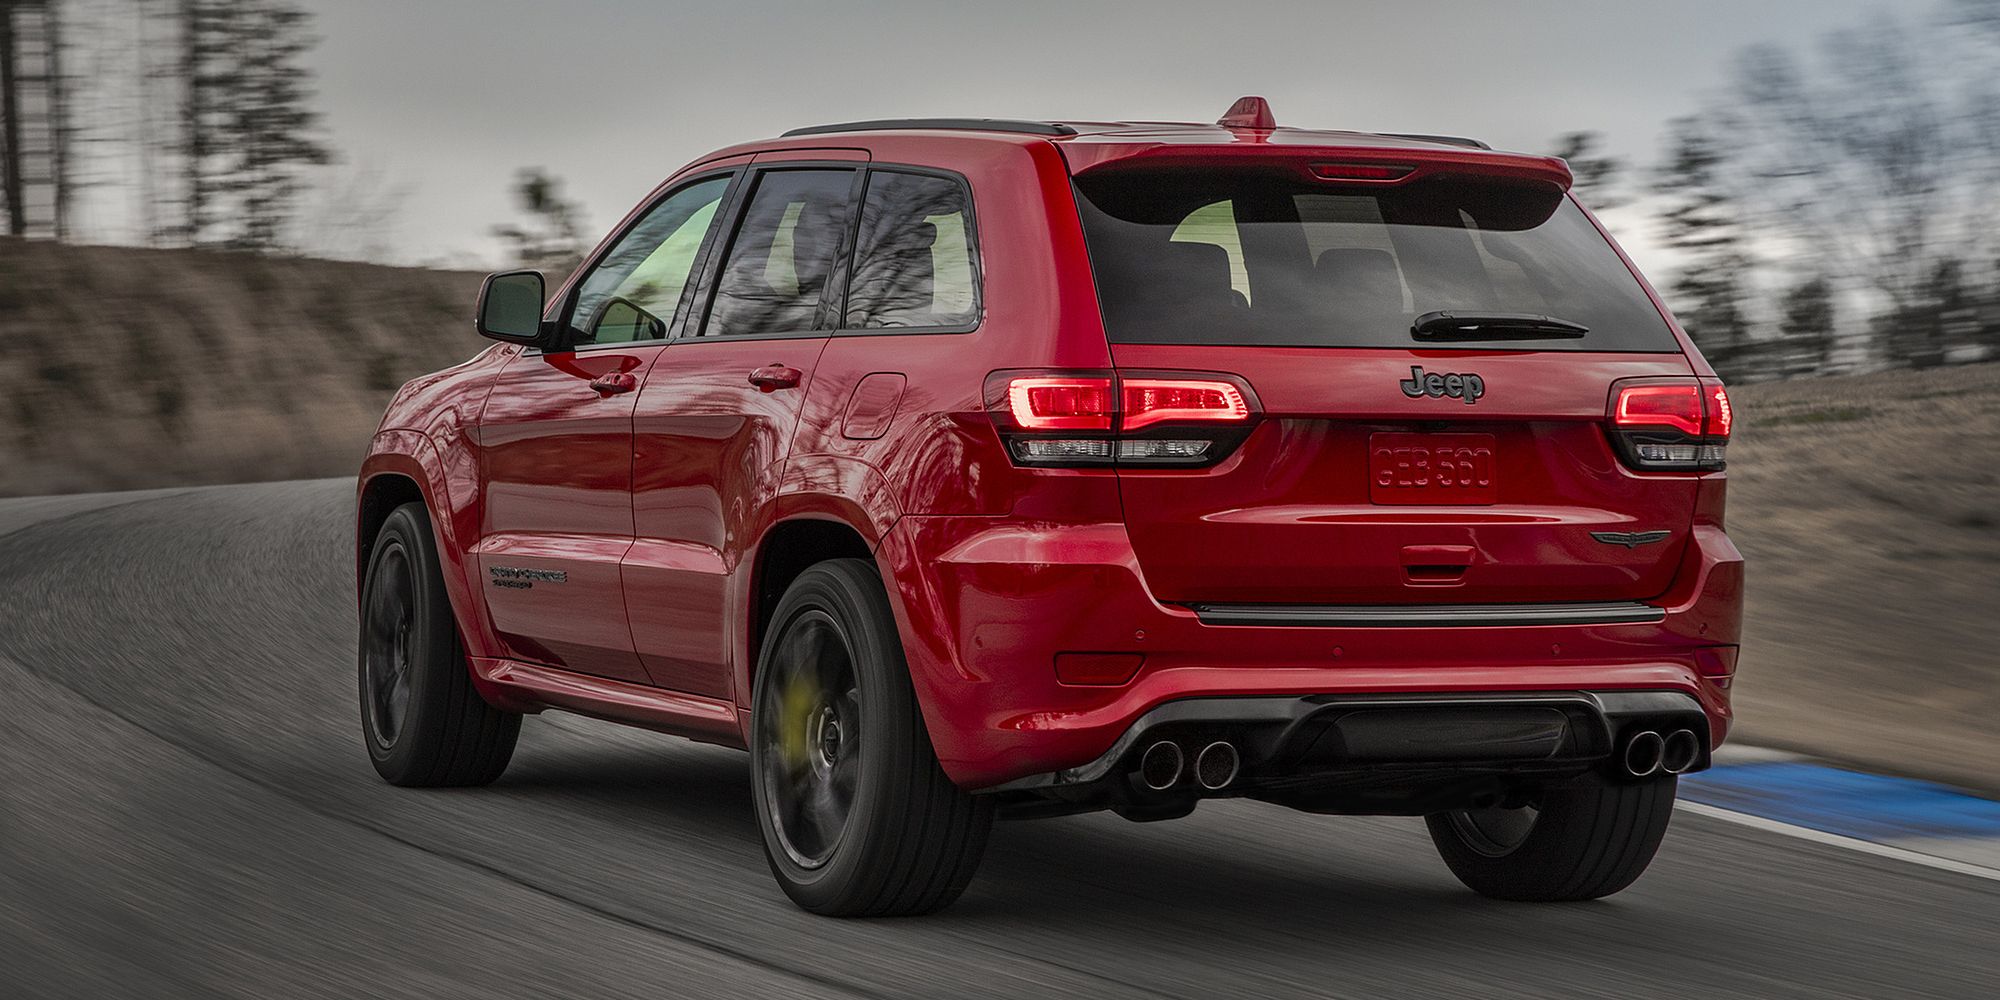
left=356, top=98, right=1742, bottom=916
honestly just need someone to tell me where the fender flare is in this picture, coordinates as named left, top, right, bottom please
left=357, top=430, right=506, bottom=669
left=729, top=456, right=904, bottom=712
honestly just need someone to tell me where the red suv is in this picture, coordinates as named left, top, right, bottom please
left=356, top=98, right=1741, bottom=916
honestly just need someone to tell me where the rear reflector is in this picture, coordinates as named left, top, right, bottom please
left=1608, top=378, right=1731, bottom=472
left=1694, top=645, right=1739, bottom=678
left=1054, top=652, right=1144, bottom=686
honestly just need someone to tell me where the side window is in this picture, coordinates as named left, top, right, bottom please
left=568, top=175, right=732, bottom=347
left=700, top=169, right=857, bottom=338
left=844, top=171, right=980, bottom=329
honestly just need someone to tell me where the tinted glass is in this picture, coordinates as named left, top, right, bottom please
left=1074, top=169, right=1678, bottom=351
left=569, top=175, right=731, bottom=346
left=844, top=171, right=979, bottom=329
left=701, top=169, right=857, bottom=338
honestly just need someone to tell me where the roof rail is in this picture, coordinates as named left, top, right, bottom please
left=1378, top=132, right=1493, bottom=150
left=781, top=118, right=1078, bottom=138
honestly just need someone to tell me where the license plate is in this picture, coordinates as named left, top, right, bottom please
left=1369, top=433, right=1497, bottom=505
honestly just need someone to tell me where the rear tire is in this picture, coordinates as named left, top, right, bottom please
left=1425, top=776, right=1676, bottom=901
left=359, top=502, right=520, bottom=787
left=750, top=558, right=993, bottom=916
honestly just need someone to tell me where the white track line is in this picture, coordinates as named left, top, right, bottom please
left=1677, top=800, right=2000, bottom=883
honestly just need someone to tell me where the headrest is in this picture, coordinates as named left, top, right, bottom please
left=1315, top=248, right=1404, bottom=315
left=1159, top=241, right=1234, bottom=301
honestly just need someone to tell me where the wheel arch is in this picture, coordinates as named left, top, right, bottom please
left=745, top=514, right=878, bottom=690
left=357, top=472, right=425, bottom=580
left=357, top=430, right=503, bottom=665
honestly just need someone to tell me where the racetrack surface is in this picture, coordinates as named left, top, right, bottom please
left=2, top=480, right=1995, bottom=999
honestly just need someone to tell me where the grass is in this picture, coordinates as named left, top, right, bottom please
left=1755, top=405, right=1875, bottom=427
left=1722, top=361, right=2000, bottom=793
left=0, top=240, right=482, bottom=497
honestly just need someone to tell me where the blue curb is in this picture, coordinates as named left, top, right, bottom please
left=1681, top=762, right=2000, bottom=842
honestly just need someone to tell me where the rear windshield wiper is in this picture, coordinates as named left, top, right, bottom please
left=1411, top=310, right=1589, bottom=342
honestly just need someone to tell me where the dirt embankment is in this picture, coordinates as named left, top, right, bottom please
left=1, top=239, right=1994, bottom=789
left=1724, top=363, right=2000, bottom=792
left=0, top=240, right=484, bottom=495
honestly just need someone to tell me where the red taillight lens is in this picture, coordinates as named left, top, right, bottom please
left=1613, top=384, right=1704, bottom=437
left=1006, top=377, right=1115, bottom=431
left=986, top=370, right=1259, bottom=467
left=1120, top=378, right=1251, bottom=430
left=1608, top=378, right=1730, bottom=472
left=1704, top=381, right=1733, bottom=438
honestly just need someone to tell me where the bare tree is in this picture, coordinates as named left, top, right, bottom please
left=1653, top=117, right=1756, bottom=379
left=178, top=0, right=329, bottom=250
left=1, top=0, right=72, bottom=238
left=1887, top=258, right=1978, bottom=368
left=1548, top=131, right=1626, bottom=211
left=1777, top=275, right=1836, bottom=378
left=493, top=168, right=589, bottom=272
left=1706, top=8, right=2000, bottom=366
left=295, top=163, right=411, bottom=262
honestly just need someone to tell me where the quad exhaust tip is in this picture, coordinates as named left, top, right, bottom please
left=1622, top=730, right=1665, bottom=778
left=1139, top=740, right=1184, bottom=791
left=1661, top=728, right=1701, bottom=775
left=1194, top=741, right=1240, bottom=790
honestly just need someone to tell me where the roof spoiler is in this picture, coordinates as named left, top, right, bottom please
left=1065, top=142, right=1573, bottom=192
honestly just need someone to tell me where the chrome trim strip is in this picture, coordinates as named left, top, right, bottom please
left=1189, top=601, right=1667, bottom=628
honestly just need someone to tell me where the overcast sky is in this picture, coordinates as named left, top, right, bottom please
left=230, top=1, right=1896, bottom=268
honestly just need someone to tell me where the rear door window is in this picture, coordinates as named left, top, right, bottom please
left=698, top=168, right=858, bottom=338
left=843, top=170, right=980, bottom=330
left=1074, top=169, right=1678, bottom=352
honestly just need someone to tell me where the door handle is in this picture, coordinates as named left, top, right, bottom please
left=748, top=365, right=803, bottom=392
left=589, top=372, right=639, bottom=396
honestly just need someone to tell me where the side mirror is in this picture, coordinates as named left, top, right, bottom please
left=475, top=270, right=548, bottom=346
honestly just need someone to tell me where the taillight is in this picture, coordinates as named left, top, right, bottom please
left=1608, top=377, right=1731, bottom=471
left=1120, top=378, right=1251, bottom=430
left=1005, top=377, right=1114, bottom=431
left=985, top=370, right=1259, bottom=467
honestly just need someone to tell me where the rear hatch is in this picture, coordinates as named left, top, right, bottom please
left=1071, top=151, right=1712, bottom=606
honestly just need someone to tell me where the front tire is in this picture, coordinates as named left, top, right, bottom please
left=359, top=502, right=520, bottom=787
left=1425, top=776, right=1677, bottom=901
left=750, top=558, right=993, bottom=916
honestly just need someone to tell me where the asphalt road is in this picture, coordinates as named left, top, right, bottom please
left=2, top=479, right=1995, bottom=999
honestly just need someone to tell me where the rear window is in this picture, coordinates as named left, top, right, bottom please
left=1073, top=168, right=1679, bottom=351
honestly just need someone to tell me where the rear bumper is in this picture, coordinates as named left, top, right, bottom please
left=876, top=516, right=1742, bottom=791
left=987, top=689, right=1709, bottom=816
